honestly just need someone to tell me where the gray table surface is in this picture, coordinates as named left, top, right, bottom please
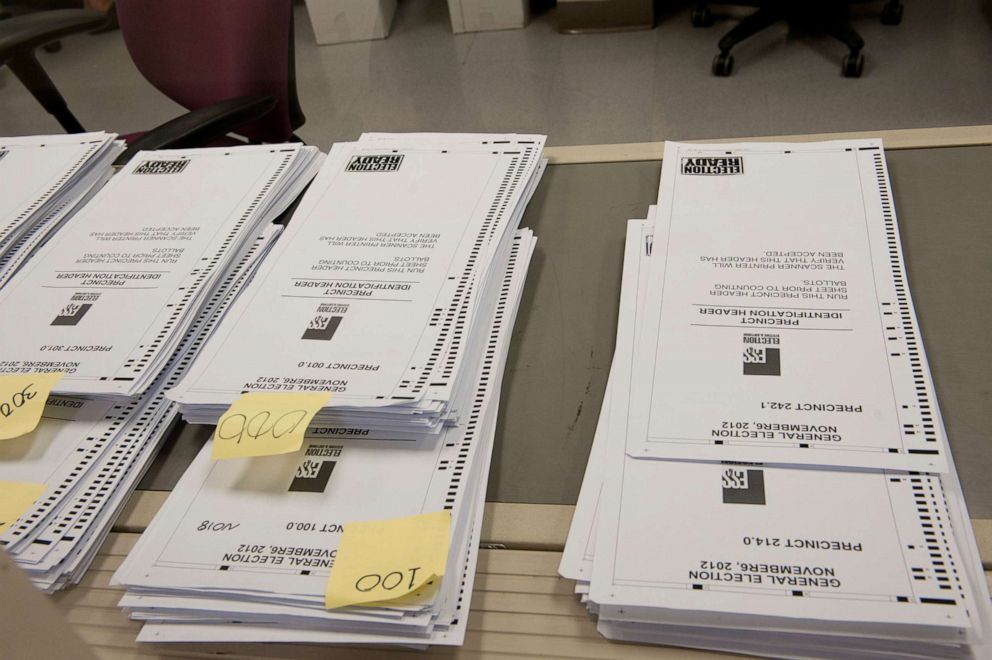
left=139, top=146, right=992, bottom=517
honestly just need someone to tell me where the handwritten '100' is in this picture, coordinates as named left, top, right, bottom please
left=216, top=409, right=308, bottom=445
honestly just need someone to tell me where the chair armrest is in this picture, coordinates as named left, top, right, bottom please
left=113, top=95, right=278, bottom=167
left=0, top=10, right=108, bottom=61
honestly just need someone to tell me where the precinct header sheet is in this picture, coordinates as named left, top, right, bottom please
left=628, top=140, right=946, bottom=472
left=170, top=136, right=545, bottom=408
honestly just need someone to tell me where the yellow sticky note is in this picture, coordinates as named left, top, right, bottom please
left=0, top=481, right=46, bottom=534
left=211, top=392, right=331, bottom=460
left=325, top=510, right=451, bottom=610
left=0, top=372, right=63, bottom=441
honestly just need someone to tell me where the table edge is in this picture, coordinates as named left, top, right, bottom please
left=543, top=125, right=992, bottom=165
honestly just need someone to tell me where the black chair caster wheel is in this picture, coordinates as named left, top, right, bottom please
left=712, top=53, right=734, bottom=76
left=691, top=7, right=714, bottom=27
left=842, top=52, right=864, bottom=78
left=881, top=2, right=903, bottom=25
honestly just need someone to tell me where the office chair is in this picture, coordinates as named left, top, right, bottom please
left=0, top=0, right=305, bottom=164
left=0, top=0, right=90, bottom=52
left=1, top=10, right=111, bottom=135
left=691, top=1, right=904, bottom=78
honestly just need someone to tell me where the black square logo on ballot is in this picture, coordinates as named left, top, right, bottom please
left=722, top=468, right=766, bottom=505
left=289, top=459, right=336, bottom=493
left=133, top=159, right=189, bottom=175
left=52, top=292, right=100, bottom=326
left=302, top=303, right=347, bottom=341
left=743, top=347, right=781, bottom=376
left=51, top=303, right=92, bottom=326
left=302, top=315, right=342, bottom=341
left=346, top=154, right=404, bottom=172
left=743, top=335, right=781, bottom=376
left=681, top=156, right=743, bottom=175
left=289, top=444, right=342, bottom=493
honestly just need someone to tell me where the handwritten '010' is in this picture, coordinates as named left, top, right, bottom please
left=0, top=383, right=38, bottom=420
left=216, top=409, right=309, bottom=445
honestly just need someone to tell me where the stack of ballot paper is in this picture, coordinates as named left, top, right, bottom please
left=111, top=133, right=545, bottom=647
left=0, top=132, right=123, bottom=289
left=0, top=143, right=323, bottom=591
left=0, top=223, right=283, bottom=591
left=561, top=140, right=992, bottom=658
left=168, top=133, right=547, bottom=440
left=112, top=230, right=537, bottom=646
left=0, top=143, right=322, bottom=398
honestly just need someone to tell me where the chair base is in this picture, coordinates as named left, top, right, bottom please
left=696, top=1, right=904, bottom=78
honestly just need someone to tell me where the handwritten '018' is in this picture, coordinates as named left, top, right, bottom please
left=0, top=384, right=37, bottom=420
left=216, top=409, right=309, bottom=445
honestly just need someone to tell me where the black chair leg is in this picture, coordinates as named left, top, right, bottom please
left=712, top=7, right=784, bottom=76
left=717, top=8, right=784, bottom=54
left=824, top=19, right=865, bottom=78
left=7, top=53, right=85, bottom=132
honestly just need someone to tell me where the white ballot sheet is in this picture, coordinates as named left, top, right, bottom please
left=628, top=140, right=947, bottom=472
left=170, top=135, right=545, bottom=412
left=0, top=132, right=122, bottom=289
left=0, top=144, right=319, bottom=397
left=0, top=133, right=115, bottom=248
left=594, top=459, right=976, bottom=635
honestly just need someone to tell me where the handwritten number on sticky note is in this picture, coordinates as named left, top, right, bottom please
left=211, top=392, right=331, bottom=459
left=325, top=510, right=451, bottom=610
left=216, top=409, right=309, bottom=446
left=0, top=383, right=39, bottom=418
left=0, top=372, right=63, bottom=441
left=355, top=567, right=424, bottom=593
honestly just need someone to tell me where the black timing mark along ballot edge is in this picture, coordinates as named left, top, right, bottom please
left=2, top=225, right=277, bottom=557
left=395, top=146, right=538, bottom=401
left=0, top=138, right=102, bottom=242
left=115, top=150, right=297, bottom=382
left=868, top=149, right=942, bottom=454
